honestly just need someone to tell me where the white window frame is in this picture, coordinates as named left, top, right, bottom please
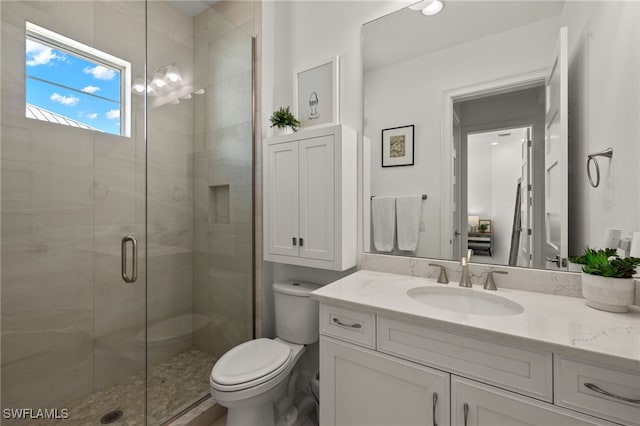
left=25, top=22, right=132, bottom=137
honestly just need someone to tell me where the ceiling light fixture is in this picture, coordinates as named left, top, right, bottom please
left=421, top=0, right=444, bottom=16
left=164, top=64, right=182, bottom=83
left=132, top=77, right=145, bottom=94
left=151, top=72, right=167, bottom=88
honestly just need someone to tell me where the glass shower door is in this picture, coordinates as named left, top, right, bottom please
left=145, top=1, right=255, bottom=422
left=1, top=1, right=147, bottom=424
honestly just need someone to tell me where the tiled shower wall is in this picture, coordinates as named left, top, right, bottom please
left=192, top=5, right=255, bottom=359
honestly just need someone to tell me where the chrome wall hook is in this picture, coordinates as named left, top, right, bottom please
left=587, top=148, right=613, bottom=188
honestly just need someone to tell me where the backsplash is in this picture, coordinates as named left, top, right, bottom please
left=361, top=253, right=640, bottom=306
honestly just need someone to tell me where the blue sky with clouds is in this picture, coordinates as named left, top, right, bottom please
left=25, top=39, right=121, bottom=135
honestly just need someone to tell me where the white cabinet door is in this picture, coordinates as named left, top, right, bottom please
left=266, top=141, right=299, bottom=257
left=320, top=336, right=450, bottom=426
left=452, top=376, right=616, bottom=426
left=299, top=135, right=335, bottom=261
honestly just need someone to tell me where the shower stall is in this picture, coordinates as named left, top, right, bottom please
left=1, top=1, right=255, bottom=424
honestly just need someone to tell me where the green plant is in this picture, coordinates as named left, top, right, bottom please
left=477, top=223, right=488, bottom=232
left=569, top=247, right=617, bottom=265
left=573, top=247, right=640, bottom=278
left=269, top=106, right=300, bottom=131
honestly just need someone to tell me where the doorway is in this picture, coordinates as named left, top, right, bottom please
left=452, top=85, right=545, bottom=267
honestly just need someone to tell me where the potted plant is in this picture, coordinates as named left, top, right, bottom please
left=269, top=106, right=300, bottom=134
left=477, top=223, right=489, bottom=233
left=575, top=248, right=640, bottom=313
left=568, top=248, right=616, bottom=272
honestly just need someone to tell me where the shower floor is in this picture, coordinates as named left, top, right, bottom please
left=35, top=348, right=217, bottom=425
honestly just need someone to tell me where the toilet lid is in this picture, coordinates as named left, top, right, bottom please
left=211, top=338, right=292, bottom=387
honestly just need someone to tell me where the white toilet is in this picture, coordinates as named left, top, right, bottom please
left=210, top=281, right=321, bottom=426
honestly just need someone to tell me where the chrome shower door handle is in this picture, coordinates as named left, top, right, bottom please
left=121, top=236, right=138, bottom=283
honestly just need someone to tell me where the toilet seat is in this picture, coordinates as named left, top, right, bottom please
left=211, top=338, right=292, bottom=392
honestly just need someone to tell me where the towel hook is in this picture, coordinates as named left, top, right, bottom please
left=587, top=148, right=613, bottom=188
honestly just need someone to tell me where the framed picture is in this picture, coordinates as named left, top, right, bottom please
left=294, top=56, right=339, bottom=129
left=381, top=125, right=414, bottom=167
left=478, top=219, right=492, bottom=233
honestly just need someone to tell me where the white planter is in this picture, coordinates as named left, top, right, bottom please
left=581, top=273, right=635, bottom=313
left=275, top=126, right=294, bottom=135
left=568, top=261, right=583, bottom=273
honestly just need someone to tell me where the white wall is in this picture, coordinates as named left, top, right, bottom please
left=261, top=1, right=408, bottom=337
left=467, top=140, right=493, bottom=222
left=563, top=1, right=640, bottom=253
left=365, top=17, right=558, bottom=258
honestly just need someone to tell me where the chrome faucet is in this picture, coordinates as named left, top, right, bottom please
left=484, top=270, right=508, bottom=291
left=429, top=263, right=449, bottom=284
left=459, top=257, right=472, bottom=288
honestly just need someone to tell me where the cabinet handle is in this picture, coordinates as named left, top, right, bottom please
left=292, top=237, right=297, bottom=246
left=432, top=392, right=438, bottom=426
left=463, top=403, right=469, bottom=426
left=332, top=317, right=362, bottom=329
left=584, top=382, right=640, bottom=404
left=299, top=237, right=304, bottom=247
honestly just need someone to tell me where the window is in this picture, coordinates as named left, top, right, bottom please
left=25, top=22, right=131, bottom=136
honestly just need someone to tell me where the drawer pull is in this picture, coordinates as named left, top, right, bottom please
left=584, top=382, right=640, bottom=404
left=432, top=392, right=438, bottom=426
left=463, top=403, right=469, bottom=426
left=332, top=317, right=362, bottom=329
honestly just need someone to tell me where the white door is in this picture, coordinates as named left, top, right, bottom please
left=518, top=128, right=532, bottom=267
left=544, top=26, right=569, bottom=270
left=266, top=141, right=299, bottom=257
left=298, top=135, right=335, bottom=261
left=320, top=337, right=450, bottom=426
left=452, top=376, right=616, bottom=426
left=452, top=110, right=463, bottom=259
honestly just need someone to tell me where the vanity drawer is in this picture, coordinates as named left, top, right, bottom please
left=555, top=357, right=640, bottom=426
left=319, top=304, right=376, bottom=348
left=377, top=316, right=553, bottom=401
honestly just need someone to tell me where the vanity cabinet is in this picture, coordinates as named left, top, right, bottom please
left=452, top=376, right=613, bottom=426
left=319, top=304, right=621, bottom=426
left=263, top=125, right=357, bottom=271
left=320, top=336, right=450, bottom=426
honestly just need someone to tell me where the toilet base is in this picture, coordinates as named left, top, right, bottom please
left=226, top=401, right=275, bottom=426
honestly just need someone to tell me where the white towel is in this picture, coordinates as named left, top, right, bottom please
left=372, top=196, right=396, bottom=252
left=396, top=196, right=422, bottom=252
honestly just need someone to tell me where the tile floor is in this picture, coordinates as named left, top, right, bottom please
left=32, top=349, right=217, bottom=426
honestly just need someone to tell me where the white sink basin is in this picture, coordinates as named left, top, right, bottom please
left=407, top=286, right=524, bottom=316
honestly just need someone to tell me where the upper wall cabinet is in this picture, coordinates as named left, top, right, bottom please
left=264, top=125, right=357, bottom=271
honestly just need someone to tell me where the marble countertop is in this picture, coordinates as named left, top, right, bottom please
left=311, top=270, right=640, bottom=371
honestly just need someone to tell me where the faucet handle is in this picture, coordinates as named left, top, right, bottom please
left=428, top=263, right=449, bottom=284
left=484, top=270, right=508, bottom=291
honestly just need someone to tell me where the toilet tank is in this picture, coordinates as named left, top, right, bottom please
left=273, top=281, right=322, bottom=344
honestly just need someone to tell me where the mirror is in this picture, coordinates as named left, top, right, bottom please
left=363, top=1, right=640, bottom=271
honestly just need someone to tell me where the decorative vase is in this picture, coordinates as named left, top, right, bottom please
left=581, top=273, right=635, bottom=313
